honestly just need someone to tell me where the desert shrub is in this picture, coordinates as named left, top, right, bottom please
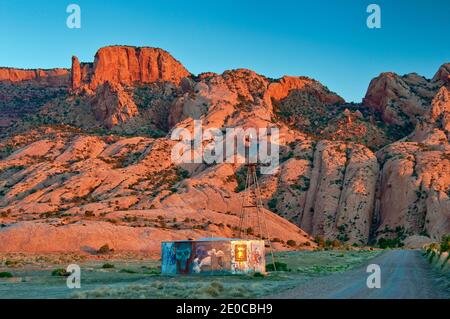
left=97, top=244, right=113, bottom=254
left=200, top=282, right=224, bottom=297
left=338, top=234, right=350, bottom=242
left=426, top=243, right=439, bottom=254
left=377, top=226, right=407, bottom=248
left=440, top=234, right=450, bottom=253
left=176, top=168, right=190, bottom=179
left=102, top=263, right=115, bottom=269
left=5, top=260, right=21, bottom=268
left=1, top=209, right=11, bottom=217
left=329, top=239, right=342, bottom=248
left=428, top=250, right=436, bottom=263
left=234, top=167, right=247, bottom=193
left=84, top=211, right=95, bottom=217
left=119, top=269, right=137, bottom=274
left=0, top=272, right=13, bottom=278
left=378, top=237, right=403, bottom=249
left=51, top=269, right=70, bottom=277
left=266, top=261, right=289, bottom=272
left=291, top=176, right=311, bottom=192
left=314, top=236, right=325, bottom=247
left=159, top=220, right=167, bottom=228
left=286, top=240, right=297, bottom=247
left=268, top=198, right=278, bottom=212
left=280, top=151, right=294, bottom=163
left=210, top=282, right=224, bottom=292
left=378, top=238, right=394, bottom=249
left=141, top=266, right=160, bottom=275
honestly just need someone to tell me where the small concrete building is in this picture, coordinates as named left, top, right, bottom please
left=161, top=238, right=265, bottom=275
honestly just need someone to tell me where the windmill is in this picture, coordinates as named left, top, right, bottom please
left=237, top=133, right=277, bottom=271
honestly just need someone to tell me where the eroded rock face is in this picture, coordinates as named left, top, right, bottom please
left=266, top=76, right=344, bottom=106
left=430, top=86, right=450, bottom=137
left=262, top=140, right=378, bottom=245
left=376, top=142, right=449, bottom=241
left=433, top=63, right=450, bottom=83
left=91, top=81, right=139, bottom=129
left=168, top=70, right=344, bottom=129
left=168, top=69, right=271, bottom=127
left=72, top=46, right=191, bottom=91
left=363, top=64, right=450, bottom=130
left=363, top=72, right=438, bottom=127
left=372, top=82, right=450, bottom=242
left=0, top=68, right=70, bottom=86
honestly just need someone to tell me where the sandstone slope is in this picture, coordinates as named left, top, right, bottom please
left=0, top=46, right=449, bottom=253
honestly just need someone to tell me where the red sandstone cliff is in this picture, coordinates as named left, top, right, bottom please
left=71, top=46, right=191, bottom=91
left=0, top=67, right=70, bottom=86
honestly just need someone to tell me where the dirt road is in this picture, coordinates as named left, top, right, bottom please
left=268, top=250, right=449, bottom=299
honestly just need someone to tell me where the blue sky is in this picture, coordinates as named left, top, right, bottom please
left=0, top=0, right=449, bottom=102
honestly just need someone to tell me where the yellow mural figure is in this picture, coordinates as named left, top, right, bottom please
left=235, top=244, right=248, bottom=262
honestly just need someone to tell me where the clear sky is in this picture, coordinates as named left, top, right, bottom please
left=0, top=0, right=449, bottom=102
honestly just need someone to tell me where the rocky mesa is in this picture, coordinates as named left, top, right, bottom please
left=71, top=46, right=191, bottom=91
left=0, top=45, right=448, bottom=254
left=0, top=68, right=70, bottom=86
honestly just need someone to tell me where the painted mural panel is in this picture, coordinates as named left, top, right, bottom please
left=162, top=239, right=265, bottom=275
left=231, top=240, right=265, bottom=274
left=161, top=242, right=177, bottom=274
left=175, top=242, right=193, bottom=274
left=249, top=241, right=265, bottom=273
left=162, top=240, right=232, bottom=275
left=190, top=241, right=231, bottom=274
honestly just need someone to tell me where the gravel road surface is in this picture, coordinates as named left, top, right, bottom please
left=267, top=250, right=449, bottom=299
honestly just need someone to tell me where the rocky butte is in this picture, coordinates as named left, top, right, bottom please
left=71, top=45, right=191, bottom=91
left=0, top=45, right=448, bottom=254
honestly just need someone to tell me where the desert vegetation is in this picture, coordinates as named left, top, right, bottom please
left=0, top=250, right=381, bottom=299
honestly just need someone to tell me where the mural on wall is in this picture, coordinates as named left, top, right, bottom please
left=234, top=244, right=248, bottom=262
left=249, top=241, right=264, bottom=272
left=191, top=242, right=230, bottom=274
left=161, top=239, right=264, bottom=275
left=231, top=240, right=265, bottom=274
left=161, top=242, right=177, bottom=274
left=175, top=242, right=192, bottom=274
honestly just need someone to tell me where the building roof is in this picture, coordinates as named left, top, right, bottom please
left=162, top=237, right=261, bottom=244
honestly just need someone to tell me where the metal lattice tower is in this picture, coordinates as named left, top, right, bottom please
left=238, top=163, right=277, bottom=271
